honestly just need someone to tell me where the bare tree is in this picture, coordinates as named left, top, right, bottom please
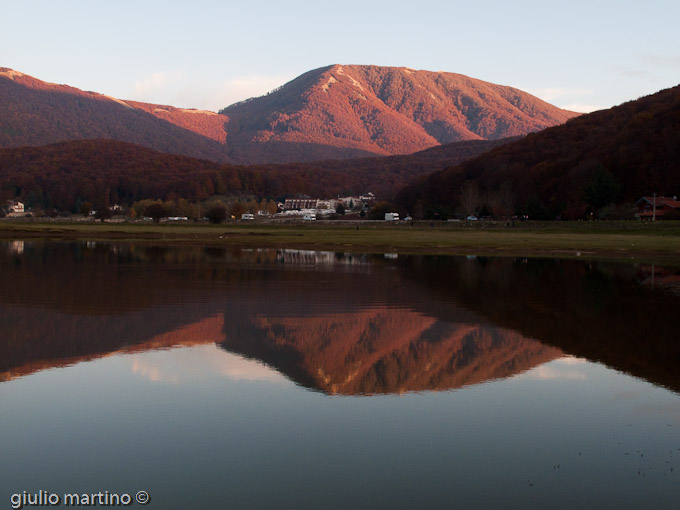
left=459, top=181, right=481, bottom=217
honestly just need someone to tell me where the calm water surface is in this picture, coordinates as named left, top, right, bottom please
left=1, top=242, right=679, bottom=509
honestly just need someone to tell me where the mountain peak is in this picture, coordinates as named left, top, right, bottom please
left=220, top=64, right=578, bottom=163
left=0, top=68, right=25, bottom=80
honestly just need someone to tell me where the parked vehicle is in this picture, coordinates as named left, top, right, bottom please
left=241, top=213, right=255, bottom=220
left=385, top=212, right=400, bottom=221
left=466, top=215, right=479, bottom=221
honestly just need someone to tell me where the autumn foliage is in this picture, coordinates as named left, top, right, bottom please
left=0, top=68, right=229, bottom=162
left=220, top=64, right=578, bottom=163
left=0, top=136, right=517, bottom=211
left=396, top=85, right=680, bottom=219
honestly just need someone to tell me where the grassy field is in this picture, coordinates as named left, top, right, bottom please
left=1, top=218, right=680, bottom=260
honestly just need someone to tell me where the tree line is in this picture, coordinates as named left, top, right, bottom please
left=396, top=84, right=680, bottom=220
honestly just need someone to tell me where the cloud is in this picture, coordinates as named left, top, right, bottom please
left=639, top=53, right=680, bottom=68
left=617, top=53, right=680, bottom=86
left=132, top=71, right=185, bottom=103
left=525, top=87, right=602, bottom=112
left=555, top=356, right=587, bottom=366
left=528, top=366, right=588, bottom=381
left=562, top=103, right=604, bottom=113
left=132, top=356, right=180, bottom=384
left=130, top=344, right=287, bottom=385
left=521, top=356, right=588, bottom=381
left=211, top=74, right=292, bottom=109
left=128, top=71, right=292, bottom=111
left=532, top=87, right=594, bottom=102
left=618, top=67, right=651, bottom=80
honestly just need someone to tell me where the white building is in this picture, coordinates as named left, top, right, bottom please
left=6, top=200, right=24, bottom=214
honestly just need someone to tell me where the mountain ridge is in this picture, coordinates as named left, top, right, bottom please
left=1, top=65, right=577, bottom=164
left=220, top=64, right=579, bottom=163
left=0, top=67, right=230, bottom=161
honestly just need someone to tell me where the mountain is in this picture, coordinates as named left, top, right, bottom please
left=396, top=84, right=680, bottom=219
left=220, top=306, right=561, bottom=395
left=0, top=66, right=576, bottom=165
left=220, top=64, right=578, bottom=163
left=0, top=68, right=230, bottom=161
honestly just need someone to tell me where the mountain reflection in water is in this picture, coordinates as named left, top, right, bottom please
left=1, top=242, right=679, bottom=394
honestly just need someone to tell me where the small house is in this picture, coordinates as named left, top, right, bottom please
left=6, top=200, right=24, bottom=214
left=635, top=196, right=680, bottom=220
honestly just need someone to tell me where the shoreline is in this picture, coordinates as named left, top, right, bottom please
left=2, top=219, right=680, bottom=262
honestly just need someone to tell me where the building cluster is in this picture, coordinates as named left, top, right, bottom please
left=279, top=193, right=376, bottom=218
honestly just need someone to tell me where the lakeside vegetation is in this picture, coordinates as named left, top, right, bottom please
left=2, top=219, right=680, bottom=260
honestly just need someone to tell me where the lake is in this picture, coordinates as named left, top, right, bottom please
left=1, top=241, right=679, bottom=509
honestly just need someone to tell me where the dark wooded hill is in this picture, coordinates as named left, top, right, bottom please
left=0, top=137, right=515, bottom=211
left=396, top=84, right=680, bottom=219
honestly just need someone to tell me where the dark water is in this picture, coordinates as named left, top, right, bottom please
left=1, top=241, right=679, bottom=509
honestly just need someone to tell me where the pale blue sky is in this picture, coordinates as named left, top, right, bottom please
left=2, top=0, right=678, bottom=113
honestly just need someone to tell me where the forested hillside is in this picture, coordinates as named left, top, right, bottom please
left=221, top=64, right=577, bottom=163
left=396, top=85, right=680, bottom=219
left=0, top=137, right=514, bottom=211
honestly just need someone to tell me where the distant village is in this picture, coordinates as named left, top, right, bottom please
left=1, top=193, right=391, bottom=222
left=3, top=194, right=680, bottom=222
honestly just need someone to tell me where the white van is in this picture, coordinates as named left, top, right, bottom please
left=241, top=213, right=255, bottom=220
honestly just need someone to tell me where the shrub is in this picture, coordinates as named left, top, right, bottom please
left=206, top=203, right=227, bottom=224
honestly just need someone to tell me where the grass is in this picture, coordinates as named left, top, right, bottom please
left=1, top=219, right=680, bottom=260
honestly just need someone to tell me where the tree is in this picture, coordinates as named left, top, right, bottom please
left=336, top=203, right=346, bottom=215
left=230, top=202, right=246, bottom=219
left=144, top=202, right=168, bottom=223
left=79, top=202, right=93, bottom=217
left=369, top=201, right=398, bottom=220
left=599, top=202, right=637, bottom=220
left=583, top=166, right=621, bottom=216
left=94, top=207, right=112, bottom=222
left=458, top=180, right=481, bottom=217
left=260, top=199, right=278, bottom=215
left=205, top=203, right=227, bottom=224
left=524, top=194, right=551, bottom=220
left=487, top=182, right=517, bottom=218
